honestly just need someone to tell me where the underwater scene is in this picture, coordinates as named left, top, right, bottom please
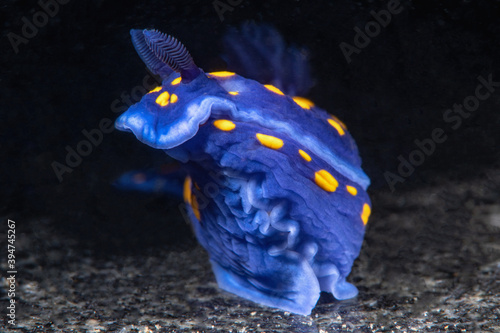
left=1, top=0, right=500, bottom=331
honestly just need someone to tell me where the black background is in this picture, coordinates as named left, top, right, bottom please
left=2, top=0, right=500, bottom=262
left=1, top=0, right=499, bottom=329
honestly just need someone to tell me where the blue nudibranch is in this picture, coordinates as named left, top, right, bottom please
left=115, top=26, right=371, bottom=315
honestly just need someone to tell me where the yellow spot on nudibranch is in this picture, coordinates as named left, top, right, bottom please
left=328, top=118, right=345, bottom=136
left=264, top=84, right=284, bottom=95
left=183, top=176, right=192, bottom=204
left=346, top=185, right=358, bottom=196
left=314, top=169, right=339, bottom=192
left=170, top=94, right=178, bottom=103
left=298, top=149, right=312, bottom=162
left=209, top=71, right=235, bottom=77
left=213, top=119, right=236, bottom=131
left=293, top=96, right=315, bottom=109
left=184, top=176, right=201, bottom=220
left=171, top=77, right=182, bottom=85
left=361, top=203, right=371, bottom=225
left=228, top=91, right=239, bottom=95
left=148, top=86, right=162, bottom=93
left=156, top=91, right=170, bottom=106
left=332, top=115, right=346, bottom=129
left=191, top=192, right=201, bottom=220
left=256, top=133, right=284, bottom=150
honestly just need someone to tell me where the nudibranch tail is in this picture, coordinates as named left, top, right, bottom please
left=222, top=23, right=313, bottom=96
left=141, top=29, right=201, bottom=82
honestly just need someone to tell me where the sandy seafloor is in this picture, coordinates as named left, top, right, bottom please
left=1, top=0, right=499, bottom=331
left=3, top=168, right=500, bottom=332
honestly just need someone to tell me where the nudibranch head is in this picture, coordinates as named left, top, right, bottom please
left=115, top=29, right=235, bottom=150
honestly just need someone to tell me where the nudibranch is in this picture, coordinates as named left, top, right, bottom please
left=115, top=27, right=371, bottom=315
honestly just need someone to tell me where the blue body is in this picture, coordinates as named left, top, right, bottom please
left=115, top=25, right=371, bottom=315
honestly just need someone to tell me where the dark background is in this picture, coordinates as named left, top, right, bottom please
left=1, top=0, right=499, bottom=331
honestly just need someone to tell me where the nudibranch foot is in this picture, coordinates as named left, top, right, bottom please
left=211, top=254, right=320, bottom=316
left=314, top=263, right=359, bottom=300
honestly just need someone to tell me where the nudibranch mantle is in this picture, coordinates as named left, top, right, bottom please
left=115, top=28, right=371, bottom=315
